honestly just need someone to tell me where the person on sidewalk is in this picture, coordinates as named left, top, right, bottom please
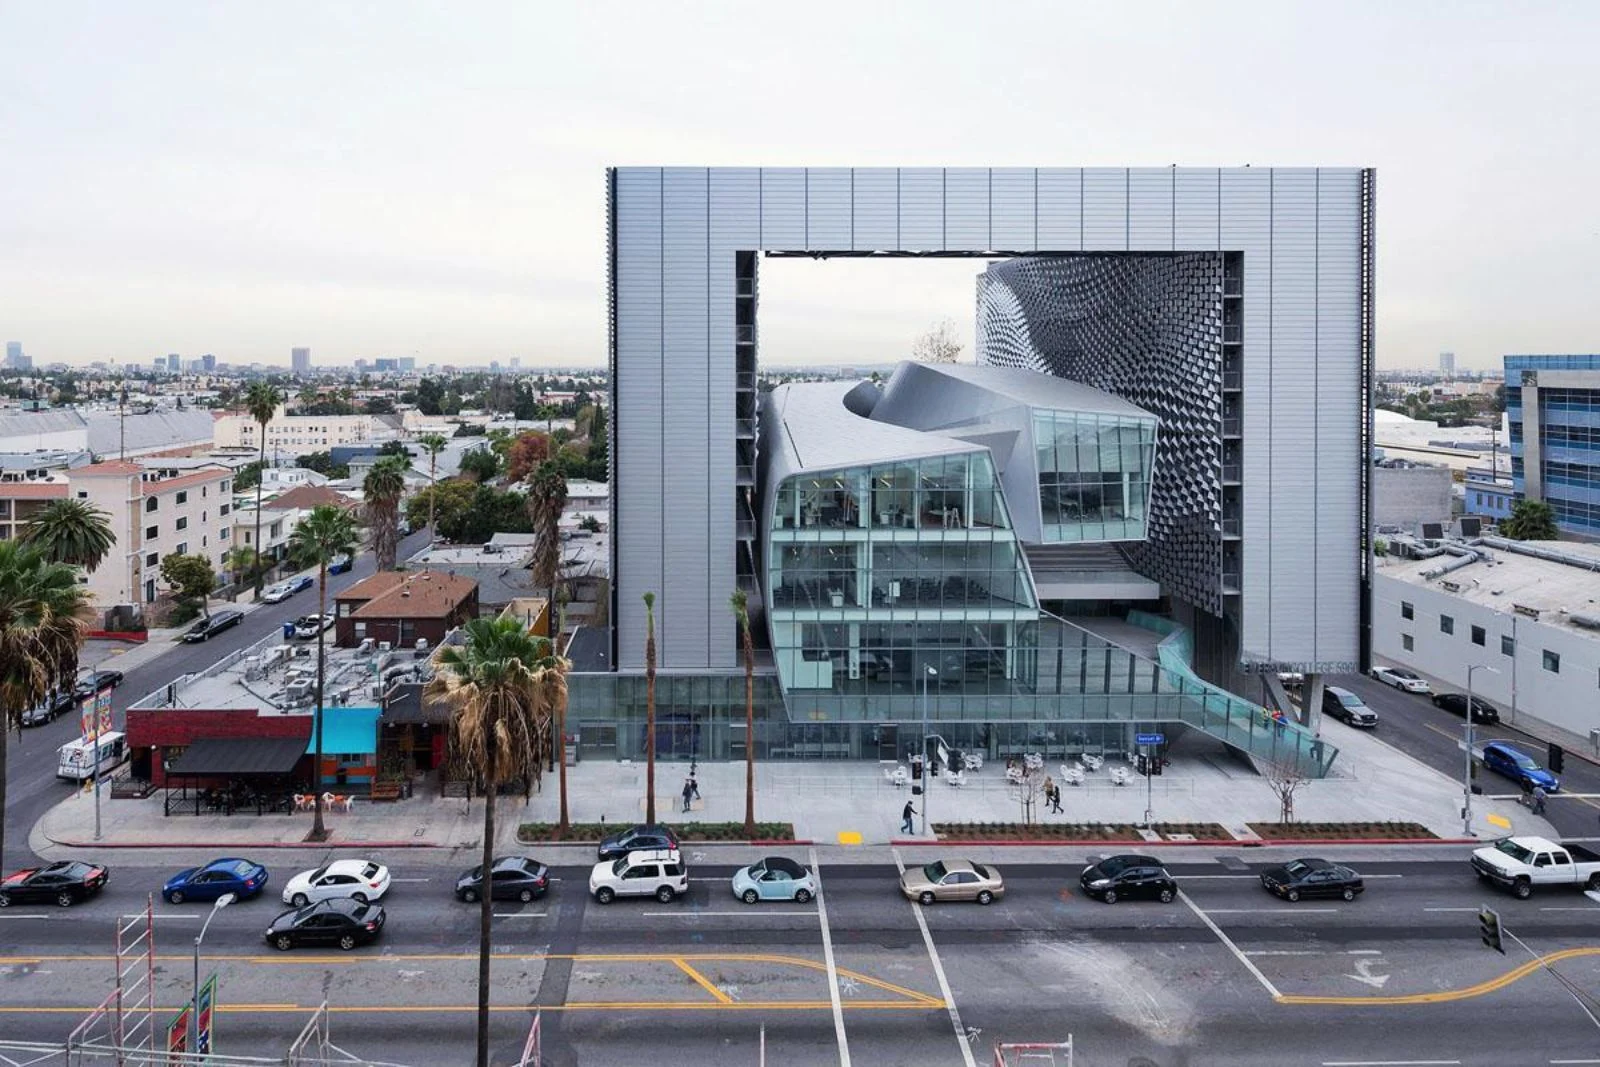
left=682, top=778, right=694, bottom=813
left=901, top=800, right=916, bottom=834
left=1049, top=783, right=1063, bottom=814
left=1531, top=783, right=1548, bottom=815
left=689, top=774, right=701, bottom=801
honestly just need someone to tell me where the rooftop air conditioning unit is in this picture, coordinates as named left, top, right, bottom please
left=358, top=637, right=376, bottom=654
left=284, top=681, right=313, bottom=703
left=378, top=641, right=392, bottom=653
left=414, top=638, right=429, bottom=652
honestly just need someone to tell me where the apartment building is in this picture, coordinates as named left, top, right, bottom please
left=213, top=404, right=383, bottom=453
left=74, top=461, right=235, bottom=607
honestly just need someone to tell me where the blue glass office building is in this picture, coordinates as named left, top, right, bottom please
left=1506, top=354, right=1600, bottom=539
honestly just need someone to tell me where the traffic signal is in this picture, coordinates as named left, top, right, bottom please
left=1549, top=744, right=1565, bottom=775
left=911, top=758, right=923, bottom=780
left=1479, top=905, right=1505, bottom=954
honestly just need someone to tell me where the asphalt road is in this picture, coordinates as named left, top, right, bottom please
left=1326, top=672, right=1600, bottom=840
left=0, top=850, right=1596, bottom=1065
left=2, top=530, right=431, bottom=865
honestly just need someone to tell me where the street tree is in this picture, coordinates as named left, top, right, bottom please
left=244, top=382, right=283, bottom=597
left=362, top=456, right=408, bottom=571
left=159, top=553, right=217, bottom=621
left=911, top=319, right=963, bottom=364
left=730, top=588, right=757, bottom=837
left=1500, top=499, right=1558, bottom=541
left=20, top=499, right=114, bottom=571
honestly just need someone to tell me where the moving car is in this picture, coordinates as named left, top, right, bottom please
left=0, top=860, right=109, bottom=907
left=589, top=848, right=687, bottom=904
left=265, top=898, right=385, bottom=951
left=328, top=554, right=353, bottom=575
left=1481, top=742, right=1560, bottom=793
left=293, top=613, right=335, bottom=640
left=262, top=582, right=295, bottom=604
left=1079, top=855, right=1177, bottom=904
left=281, top=859, right=392, bottom=906
left=1259, top=857, right=1365, bottom=902
left=1322, top=686, right=1379, bottom=728
left=181, top=609, right=244, bottom=643
left=73, top=670, right=123, bottom=700
left=596, top=823, right=680, bottom=861
left=455, top=856, right=549, bottom=903
left=732, top=856, right=817, bottom=904
left=1370, top=665, right=1430, bottom=694
left=163, top=857, right=270, bottom=904
left=21, top=690, right=74, bottom=727
left=899, top=858, right=1004, bottom=905
left=1471, top=836, right=1600, bottom=898
left=1432, top=692, right=1500, bottom=724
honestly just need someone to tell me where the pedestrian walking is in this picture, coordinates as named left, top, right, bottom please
left=1531, top=783, right=1548, bottom=815
left=1050, top=784, right=1063, bottom=814
left=1043, top=776, right=1055, bottom=812
left=901, top=800, right=916, bottom=834
left=689, top=774, right=701, bottom=801
left=682, top=778, right=694, bottom=813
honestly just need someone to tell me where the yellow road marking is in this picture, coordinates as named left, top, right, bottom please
left=1276, top=946, right=1600, bottom=1006
left=838, top=830, right=863, bottom=845
left=671, top=958, right=733, bottom=1004
left=0, top=1001, right=934, bottom=1015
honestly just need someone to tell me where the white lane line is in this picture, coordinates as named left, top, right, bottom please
left=1347, top=949, right=1384, bottom=956
left=1423, top=907, right=1479, bottom=913
left=1540, top=907, right=1600, bottom=912
left=809, top=846, right=850, bottom=1067
left=1244, top=950, right=1323, bottom=957
left=119, top=913, right=199, bottom=921
left=892, top=847, right=977, bottom=1067
left=1322, top=1061, right=1461, bottom=1066
left=674, top=910, right=814, bottom=918
left=1551, top=1059, right=1600, bottom=1064
left=493, top=912, right=548, bottom=919
left=390, top=878, right=431, bottom=883
left=0, top=915, right=49, bottom=921
left=1182, top=873, right=1404, bottom=880
left=1203, top=907, right=1339, bottom=914
left=1179, top=890, right=1282, bottom=1000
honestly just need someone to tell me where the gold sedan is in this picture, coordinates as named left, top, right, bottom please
left=899, top=859, right=1004, bottom=905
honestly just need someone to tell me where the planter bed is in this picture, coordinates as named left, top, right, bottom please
left=1247, top=821, right=1439, bottom=841
left=932, top=821, right=1230, bottom=842
left=518, top=821, right=797, bottom=844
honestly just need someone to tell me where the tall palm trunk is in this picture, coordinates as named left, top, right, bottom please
left=742, top=623, right=755, bottom=837
left=252, top=436, right=266, bottom=598
left=311, top=563, right=329, bottom=840
left=553, top=602, right=569, bottom=833
left=428, top=453, right=438, bottom=539
left=476, top=709, right=496, bottom=1067
left=643, top=592, right=656, bottom=824
left=0, top=725, right=9, bottom=871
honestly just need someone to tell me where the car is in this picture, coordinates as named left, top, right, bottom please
left=1481, top=742, right=1560, bottom=793
left=328, top=554, right=353, bottom=575
left=1370, top=665, right=1431, bottom=694
left=0, top=860, right=109, bottom=908
left=261, top=582, right=296, bottom=604
left=281, top=859, right=392, bottom=906
left=21, top=690, right=74, bottom=727
left=265, top=898, right=385, bottom=951
left=455, top=856, right=549, bottom=903
left=1322, top=686, right=1379, bottom=728
left=1079, top=854, right=1177, bottom=904
left=163, top=857, right=270, bottom=904
left=73, top=670, right=124, bottom=700
left=589, top=848, right=687, bottom=904
left=899, top=858, right=1004, bottom=905
left=293, top=613, right=335, bottom=640
left=596, top=823, right=680, bottom=861
left=1259, top=857, right=1365, bottom=902
left=181, top=609, right=244, bottom=643
left=1432, top=692, right=1501, bottom=724
left=732, top=856, right=817, bottom=904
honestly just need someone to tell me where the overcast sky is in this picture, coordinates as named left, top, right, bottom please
left=1, top=2, right=1596, bottom=370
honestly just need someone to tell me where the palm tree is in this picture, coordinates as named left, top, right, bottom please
left=224, top=546, right=259, bottom=587
left=643, top=591, right=657, bottom=824
left=526, top=461, right=569, bottom=820
left=20, top=499, right=115, bottom=571
left=362, top=456, right=408, bottom=571
left=286, top=504, right=362, bottom=841
left=730, top=589, right=756, bottom=837
left=244, top=382, right=283, bottom=598
left=418, top=434, right=448, bottom=540
left=427, top=617, right=557, bottom=1067
left=0, top=541, right=90, bottom=871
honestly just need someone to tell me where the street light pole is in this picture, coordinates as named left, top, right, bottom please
left=193, top=893, right=236, bottom=1051
left=1464, top=664, right=1500, bottom=836
left=920, top=665, right=936, bottom=836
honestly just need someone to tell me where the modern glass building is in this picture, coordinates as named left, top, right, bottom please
left=1507, top=354, right=1600, bottom=539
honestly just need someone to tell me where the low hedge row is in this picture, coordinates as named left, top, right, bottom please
left=517, top=821, right=797, bottom=843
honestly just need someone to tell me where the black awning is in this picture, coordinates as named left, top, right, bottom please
left=380, top=683, right=447, bottom=726
left=166, top=737, right=307, bottom=778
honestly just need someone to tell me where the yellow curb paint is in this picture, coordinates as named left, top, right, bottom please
left=837, top=830, right=863, bottom=845
left=1486, top=813, right=1511, bottom=830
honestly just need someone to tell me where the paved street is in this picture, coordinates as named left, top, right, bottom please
left=0, top=848, right=1596, bottom=1065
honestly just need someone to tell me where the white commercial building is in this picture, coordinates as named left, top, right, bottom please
left=1373, top=537, right=1600, bottom=740
left=213, top=405, right=386, bottom=453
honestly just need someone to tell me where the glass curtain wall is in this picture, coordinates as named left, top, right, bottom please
left=1034, top=411, right=1158, bottom=542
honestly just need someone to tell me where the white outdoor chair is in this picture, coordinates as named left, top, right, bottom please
left=1024, top=752, right=1044, bottom=771
left=1080, top=753, right=1104, bottom=772
left=942, top=769, right=966, bottom=788
left=1062, top=766, right=1085, bottom=787
left=885, top=765, right=909, bottom=788
left=1005, top=766, right=1025, bottom=785
left=1109, top=767, right=1131, bottom=787
left=962, top=753, right=984, bottom=772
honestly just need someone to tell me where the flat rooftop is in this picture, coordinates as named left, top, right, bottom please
left=1380, top=540, right=1600, bottom=634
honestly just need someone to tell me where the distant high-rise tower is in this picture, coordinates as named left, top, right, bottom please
left=201, top=353, right=216, bottom=373
left=166, top=353, right=181, bottom=372
left=397, top=356, right=416, bottom=373
left=4, top=341, right=20, bottom=368
left=291, top=346, right=311, bottom=374
left=1439, top=351, right=1456, bottom=377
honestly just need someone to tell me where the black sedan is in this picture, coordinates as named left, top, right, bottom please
left=182, top=610, right=244, bottom=643
left=1078, top=854, right=1177, bottom=904
left=74, top=670, right=124, bottom=700
left=1431, top=691, right=1500, bottom=724
left=21, top=690, right=75, bottom=727
left=455, top=856, right=549, bottom=903
left=0, top=860, right=109, bottom=907
left=597, top=823, right=680, bottom=861
left=265, top=899, right=386, bottom=951
left=1260, top=857, right=1364, bottom=902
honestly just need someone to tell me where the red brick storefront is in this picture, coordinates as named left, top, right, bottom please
left=126, top=708, right=311, bottom=788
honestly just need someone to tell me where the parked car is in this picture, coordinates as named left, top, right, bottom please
left=73, top=670, right=123, bottom=700
left=328, top=554, right=353, bottom=575
left=21, top=690, right=74, bottom=727
left=732, top=857, right=817, bottom=904
left=1432, top=692, right=1500, bottom=724
left=0, top=860, right=109, bottom=908
left=281, top=859, right=392, bottom=906
left=1481, top=742, right=1560, bottom=793
left=589, top=848, right=687, bottom=904
left=181, top=609, right=244, bottom=643
left=293, top=613, right=335, bottom=640
left=596, top=823, right=680, bottom=861
left=899, top=858, right=1004, bottom=905
left=1079, top=854, right=1177, bottom=904
left=454, top=856, right=549, bottom=903
left=1322, top=686, right=1379, bottom=728
left=265, top=898, right=385, bottom=951
left=1370, top=665, right=1430, bottom=694
left=262, top=582, right=296, bottom=604
left=1259, top=857, right=1365, bottom=902
left=163, top=857, right=270, bottom=904
left=1471, top=836, right=1600, bottom=898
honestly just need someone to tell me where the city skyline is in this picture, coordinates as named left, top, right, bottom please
left=3, top=3, right=1598, bottom=369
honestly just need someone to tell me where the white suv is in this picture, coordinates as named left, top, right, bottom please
left=589, top=848, right=687, bottom=904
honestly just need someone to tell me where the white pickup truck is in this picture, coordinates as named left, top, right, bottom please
left=1470, top=836, right=1600, bottom=899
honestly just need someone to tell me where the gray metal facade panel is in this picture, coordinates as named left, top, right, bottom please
left=898, top=167, right=945, bottom=250
left=1081, top=168, right=1129, bottom=250
left=760, top=168, right=806, bottom=249
left=943, top=167, right=991, bottom=251
left=1173, top=169, right=1220, bottom=250
left=989, top=168, right=1037, bottom=250
left=1035, top=168, right=1082, bottom=250
left=806, top=167, right=853, bottom=249
left=851, top=168, right=899, bottom=250
left=1127, top=168, right=1175, bottom=251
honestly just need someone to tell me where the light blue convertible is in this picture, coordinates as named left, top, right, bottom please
left=731, top=857, right=816, bottom=904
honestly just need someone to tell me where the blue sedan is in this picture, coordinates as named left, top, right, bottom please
left=731, top=856, right=816, bottom=904
left=163, top=858, right=270, bottom=904
left=1482, top=742, right=1560, bottom=793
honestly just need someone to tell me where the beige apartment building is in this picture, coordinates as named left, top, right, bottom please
left=74, top=461, right=235, bottom=608
left=213, top=404, right=381, bottom=454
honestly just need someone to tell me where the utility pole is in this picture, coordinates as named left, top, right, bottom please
left=1463, top=663, right=1499, bottom=836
